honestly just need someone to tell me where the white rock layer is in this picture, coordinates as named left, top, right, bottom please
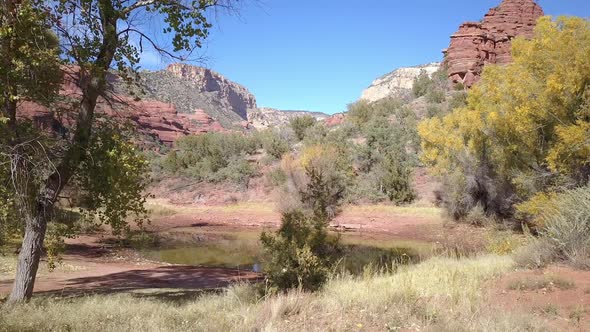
left=361, top=62, right=441, bottom=103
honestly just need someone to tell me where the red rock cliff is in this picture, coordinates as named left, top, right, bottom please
left=444, top=0, right=544, bottom=87
left=17, top=67, right=225, bottom=145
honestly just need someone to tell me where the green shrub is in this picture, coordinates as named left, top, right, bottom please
left=448, top=91, right=468, bottom=110
left=212, top=157, right=258, bottom=185
left=347, top=100, right=372, bottom=129
left=347, top=172, right=388, bottom=204
left=265, top=167, right=287, bottom=187
left=426, top=89, right=446, bottom=104
left=160, top=132, right=262, bottom=185
left=347, top=99, right=418, bottom=205
left=374, top=153, right=416, bottom=204
left=259, top=129, right=290, bottom=160
left=426, top=103, right=445, bottom=119
left=261, top=146, right=348, bottom=292
left=260, top=211, right=339, bottom=293
left=412, top=70, right=433, bottom=98
left=289, top=115, right=316, bottom=141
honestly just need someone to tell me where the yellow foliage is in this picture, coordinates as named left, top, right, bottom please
left=419, top=16, right=590, bottom=189
left=515, top=192, right=558, bottom=228
left=547, top=121, right=590, bottom=176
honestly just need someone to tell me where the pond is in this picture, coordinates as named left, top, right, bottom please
left=143, top=230, right=434, bottom=274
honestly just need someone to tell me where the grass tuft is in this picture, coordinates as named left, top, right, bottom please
left=508, top=275, right=576, bottom=291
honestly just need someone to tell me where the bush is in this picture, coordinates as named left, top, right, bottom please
left=426, top=89, right=445, bottom=104
left=347, top=172, right=388, bottom=204
left=412, top=70, right=432, bottom=98
left=433, top=153, right=516, bottom=221
left=426, top=103, right=445, bottom=119
left=261, top=146, right=348, bottom=292
left=447, top=91, right=468, bottom=110
left=374, top=153, right=416, bottom=204
left=538, top=186, right=590, bottom=268
left=289, top=115, right=316, bottom=141
left=347, top=99, right=418, bottom=205
left=265, top=167, right=287, bottom=187
left=513, top=238, right=556, bottom=269
left=346, top=100, right=372, bottom=129
left=260, top=211, right=339, bottom=292
left=259, top=129, right=291, bottom=160
left=160, top=132, right=262, bottom=185
left=212, top=157, right=257, bottom=185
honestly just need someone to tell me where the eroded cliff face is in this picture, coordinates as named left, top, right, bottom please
left=444, top=0, right=544, bottom=87
left=166, top=64, right=257, bottom=120
left=18, top=66, right=226, bottom=146
left=360, top=63, right=441, bottom=103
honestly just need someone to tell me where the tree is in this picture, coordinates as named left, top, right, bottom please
left=289, top=115, right=316, bottom=141
left=4, top=0, right=239, bottom=303
left=418, top=16, right=590, bottom=220
left=412, top=69, right=433, bottom=98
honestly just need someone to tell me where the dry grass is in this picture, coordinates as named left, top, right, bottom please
left=146, top=199, right=275, bottom=215
left=343, top=204, right=442, bottom=218
left=0, top=255, right=546, bottom=331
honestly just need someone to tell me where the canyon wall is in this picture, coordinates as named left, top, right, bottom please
left=444, top=0, right=544, bottom=87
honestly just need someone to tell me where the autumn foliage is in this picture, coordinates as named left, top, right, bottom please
left=419, top=16, right=590, bottom=223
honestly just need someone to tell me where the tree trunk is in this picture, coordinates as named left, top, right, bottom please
left=6, top=0, right=116, bottom=302
left=7, top=212, right=48, bottom=303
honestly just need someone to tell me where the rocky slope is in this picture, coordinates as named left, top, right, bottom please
left=19, top=66, right=227, bottom=145
left=138, top=64, right=256, bottom=129
left=360, top=63, right=441, bottom=103
left=444, top=0, right=544, bottom=87
left=248, top=107, right=329, bottom=130
left=20, top=64, right=328, bottom=145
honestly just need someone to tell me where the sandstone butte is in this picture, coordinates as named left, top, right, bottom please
left=17, top=66, right=225, bottom=146
left=444, top=0, right=544, bottom=88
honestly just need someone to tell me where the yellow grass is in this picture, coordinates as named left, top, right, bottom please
left=0, top=255, right=546, bottom=331
left=146, top=199, right=275, bottom=216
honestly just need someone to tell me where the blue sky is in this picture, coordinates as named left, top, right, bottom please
left=139, top=1, right=590, bottom=115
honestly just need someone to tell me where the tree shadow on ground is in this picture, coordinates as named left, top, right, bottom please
left=29, top=265, right=262, bottom=303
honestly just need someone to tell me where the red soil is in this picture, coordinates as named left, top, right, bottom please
left=487, top=265, right=590, bottom=331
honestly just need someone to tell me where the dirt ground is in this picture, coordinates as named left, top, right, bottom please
left=0, top=202, right=450, bottom=298
left=3, top=199, right=588, bottom=332
left=487, top=265, right=590, bottom=331
left=0, top=234, right=260, bottom=298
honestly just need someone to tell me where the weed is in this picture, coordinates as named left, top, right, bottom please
left=569, top=305, right=587, bottom=325
left=538, top=303, right=560, bottom=317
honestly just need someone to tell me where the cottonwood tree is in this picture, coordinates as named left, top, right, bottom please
left=418, top=16, right=590, bottom=221
left=3, top=0, right=239, bottom=303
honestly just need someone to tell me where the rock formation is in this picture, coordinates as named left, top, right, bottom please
left=444, top=0, right=544, bottom=87
left=360, top=63, right=441, bottom=103
left=248, top=107, right=329, bottom=130
left=18, top=67, right=225, bottom=145
left=324, top=113, right=346, bottom=127
left=166, top=63, right=257, bottom=120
